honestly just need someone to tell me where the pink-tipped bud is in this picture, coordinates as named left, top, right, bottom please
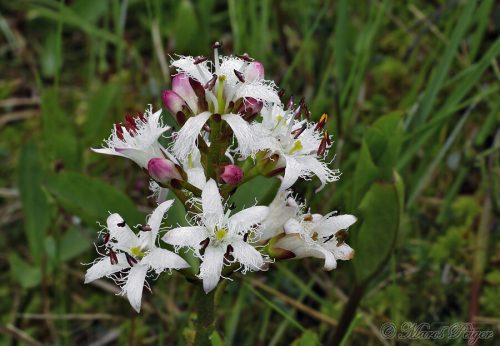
left=148, top=158, right=182, bottom=183
left=172, top=74, right=198, bottom=113
left=245, top=61, right=264, bottom=81
left=221, top=164, right=243, bottom=185
left=162, top=90, right=185, bottom=115
left=240, top=97, right=263, bottom=116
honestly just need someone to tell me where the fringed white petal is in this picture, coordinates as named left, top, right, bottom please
left=107, top=214, right=139, bottom=250
left=330, top=243, right=355, bottom=261
left=199, top=245, right=225, bottom=293
left=231, top=240, right=265, bottom=272
left=141, top=248, right=190, bottom=273
left=283, top=218, right=303, bottom=234
left=281, top=156, right=303, bottom=190
left=222, top=113, right=258, bottom=158
left=172, top=112, right=211, bottom=161
left=297, top=156, right=340, bottom=192
left=260, top=191, right=298, bottom=240
left=146, top=200, right=174, bottom=242
left=162, top=226, right=208, bottom=249
left=228, top=206, right=269, bottom=234
left=318, top=215, right=357, bottom=237
left=171, top=56, right=212, bottom=84
left=187, top=167, right=206, bottom=190
left=84, top=254, right=128, bottom=283
left=201, top=179, right=224, bottom=224
left=235, top=81, right=280, bottom=104
left=122, top=264, right=148, bottom=313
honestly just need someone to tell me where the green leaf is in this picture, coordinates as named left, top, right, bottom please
left=9, top=254, right=42, bottom=289
left=172, top=0, right=199, bottom=53
left=352, top=172, right=404, bottom=284
left=209, top=331, right=224, bottom=346
left=41, top=88, right=81, bottom=170
left=58, top=227, right=91, bottom=262
left=84, top=82, right=120, bottom=146
left=18, top=141, right=52, bottom=264
left=291, top=330, right=320, bottom=346
left=45, top=171, right=143, bottom=225
left=229, top=176, right=279, bottom=212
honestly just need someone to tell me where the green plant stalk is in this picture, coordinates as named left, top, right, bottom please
left=206, top=116, right=223, bottom=180
left=194, top=288, right=216, bottom=346
left=330, top=283, right=366, bottom=345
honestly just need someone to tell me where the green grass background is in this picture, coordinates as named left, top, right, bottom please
left=0, top=0, right=499, bottom=345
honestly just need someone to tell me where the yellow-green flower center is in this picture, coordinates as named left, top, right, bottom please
left=215, top=226, right=228, bottom=241
left=130, top=246, right=145, bottom=258
left=288, top=140, right=303, bottom=154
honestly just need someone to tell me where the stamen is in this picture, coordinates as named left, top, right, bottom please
left=213, top=41, right=222, bottom=74
left=336, top=230, right=348, bottom=246
left=125, top=252, right=138, bottom=266
left=108, top=249, right=118, bottom=265
left=194, top=56, right=208, bottom=65
left=325, top=131, right=331, bottom=145
left=199, top=237, right=210, bottom=250
left=323, top=234, right=335, bottom=243
left=303, top=214, right=313, bottom=221
left=243, top=232, right=249, bottom=242
left=293, top=105, right=302, bottom=119
left=278, top=89, right=285, bottom=99
left=317, top=135, right=327, bottom=156
left=238, top=53, right=253, bottom=61
left=302, top=105, right=311, bottom=120
left=117, top=220, right=126, bottom=227
left=234, top=69, right=245, bottom=83
left=287, top=95, right=294, bottom=110
left=212, top=41, right=222, bottom=49
left=139, top=224, right=152, bottom=232
left=204, top=74, right=217, bottom=90
left=291, top=124, right=307, bottom=139
left=315, top=113, right=328, bottom=131
left=103, top=233, right=110, bottom=244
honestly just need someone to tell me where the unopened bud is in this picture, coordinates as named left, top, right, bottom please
left=148, top=158, right=182, bottom=183
left=220, top=164, right=244, bottom=185
left=245, top=61, right=264, bottom=81
left=162, top=90, right=186, bottom=115
left=240, top=97, right=263, bottom=117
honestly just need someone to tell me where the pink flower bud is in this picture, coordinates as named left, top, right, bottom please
left=172, top=74, right=198, bottom=113
left=245, top=61, right=264, bottom=81
left=148, top=158, right=182, bottom=182
left=221, top=164, right=244, bottom=185
left=241, top=97, right=263, bottom=115
left=162, top=90, right=185, bottom=115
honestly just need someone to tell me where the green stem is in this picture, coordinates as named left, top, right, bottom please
left=206, top=115, right=223, bottom=180
left=331, top=283, right=366, bottom=345
left=194, top=288, right=215, bottom=346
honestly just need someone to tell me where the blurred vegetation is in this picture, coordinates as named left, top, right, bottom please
left=0, top=0, right=499, bottom=345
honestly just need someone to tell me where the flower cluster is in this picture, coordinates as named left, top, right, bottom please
left=85, top=43, right=356, bottom=312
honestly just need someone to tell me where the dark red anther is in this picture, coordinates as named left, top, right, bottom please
left=194, top=56, right=208, bottom=64
left=325, top=131, right=332, bottom=145
left=189, top=77, right=206, bottom=99
left=287, top=95, right=294, bottom=110
left=225, top=244, right=234, bottom=256
left=139, top=224, right=152, bottom=232
left=303, top=105, right=311, bottom=120
left=103, top=232, right=110, bottom=244
left=117, top=220, right=126, bottom=227
left=137, top=112, right=147, bottom=124
left=238, top=53, right=253, bottom=61
left=108, top=249, right=118, bottom=265
left=234, top=69, right=245, bottom=83
left=199, top=237, right=210, bottom=250
left=125, top=252, right=138, bottom=266
left=213, top=41, right=222, bottom=49
left=243, top=232, right=249, bottom=242
left=299, top=97, right=306, bottom=107
left=293, top=105, right=302, bottom=119
left=315, top=113, right=328, bottom=131
left=317, top=131, right=329, bottom=156
left=204, top=74, right=217, bottom=90
left=114, top=123, right=124, bottom=140
left=278, top=89, right=285, bottom=99
left=292, top=124, right=307, bottom=139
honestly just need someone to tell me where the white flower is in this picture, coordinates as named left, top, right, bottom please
left=92, top=105, right=172, bottom=169
left=168, top=48, right=281, bottom=161
left=163, top=179, right=269, bottom=293
left=84, top=200, right=190, bottom=312
left=260, top=190, right=299, bottom=241
left=273, top=211, right=356, bottom=270
left=253, top=103, right=340, bottom=191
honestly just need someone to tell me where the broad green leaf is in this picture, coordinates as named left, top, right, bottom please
left=9, top=254, right=42, bottom=289
left=84, top=82, right=120, bottom=146
left=18, top=141, right=52, bottom=264
left=352, top=172, right=404, bottom=284
left=42, top=88, right=81, bottom=170
left=229, top=176, right=279, bottom=212
left=58, top=227, right=91, bottom=261
left=45, top=171, right=143, bottom=225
